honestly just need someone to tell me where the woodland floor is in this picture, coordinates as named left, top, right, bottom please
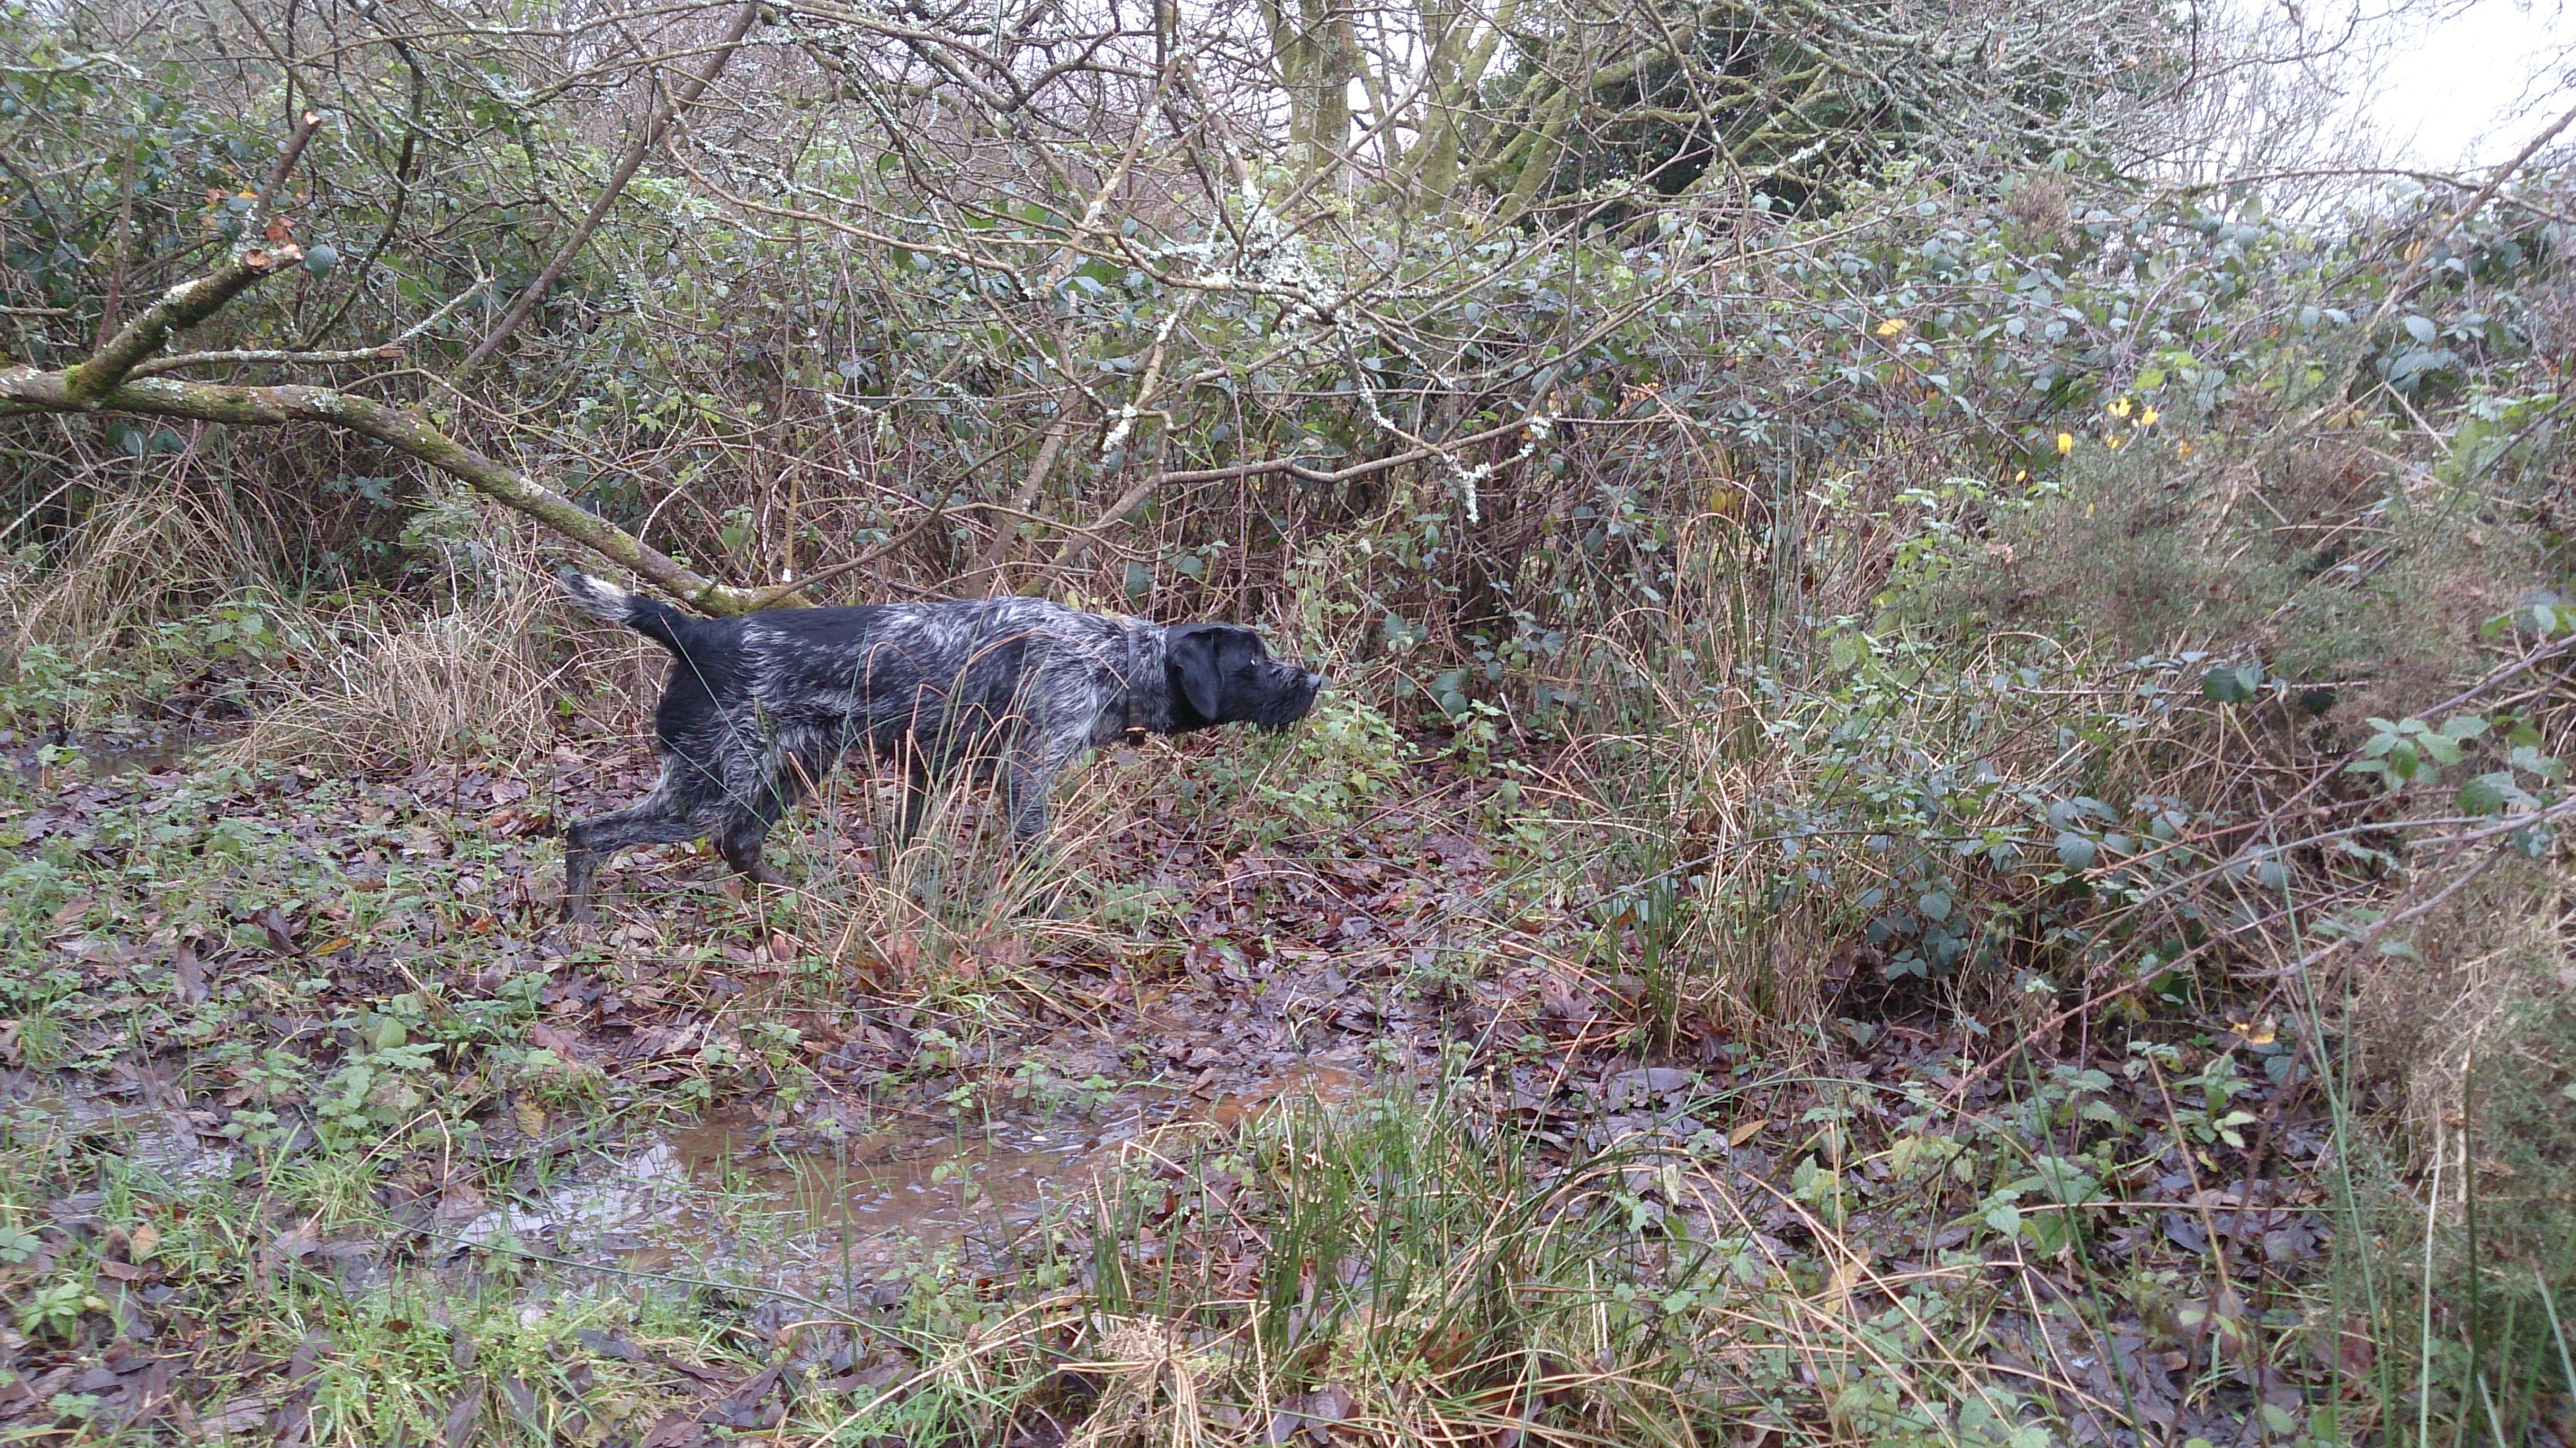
left=0, top=712, right=2351, bottom=1446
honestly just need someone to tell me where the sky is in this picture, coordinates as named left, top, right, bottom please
left=2355, top=0, right=2575, bottom=166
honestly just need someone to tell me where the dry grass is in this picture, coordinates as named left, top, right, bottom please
left=2347, top=861, right=2569, bottom=1166
left=1, top=474, right=252, bottom=661
left=223, top=553, right=567, bottom=770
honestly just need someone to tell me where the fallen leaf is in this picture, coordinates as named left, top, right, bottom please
left=172, top=941, right=206, bottom=1003
left=444, top=1384, right=484, bottom=1448
left=526, top=1023, right=584, bottom=1060
left=1728, top=1118, right=1769, bottom=1147
left=515, top=1098, right=547, bottom=1137
left=202, top=1396, right=275, bottom=1435
left=574, top=1328, right=644, bottom=1362
left=436, top=1181, right=486, bottom=1223
left=256, top=906, right=300, bottom=956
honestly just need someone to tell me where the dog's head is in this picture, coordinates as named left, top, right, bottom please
left=1162, top=623, right=1323, bottom=733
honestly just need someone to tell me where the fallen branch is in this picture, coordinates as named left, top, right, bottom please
left=0, top=365, right=762, bottom=612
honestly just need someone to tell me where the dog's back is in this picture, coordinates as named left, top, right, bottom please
left=559, top=572, right=1114, bottom=759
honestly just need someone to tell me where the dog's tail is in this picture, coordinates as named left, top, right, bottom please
left=557, top=570, right=691, bottom=656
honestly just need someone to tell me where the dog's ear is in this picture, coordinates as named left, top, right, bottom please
left=1165, top=623, right=1254, bottom=723
left=1165, top=624, right=1225, bottom=721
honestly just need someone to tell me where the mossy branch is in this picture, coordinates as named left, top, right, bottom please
left=1, top=366, right=763, bottom=614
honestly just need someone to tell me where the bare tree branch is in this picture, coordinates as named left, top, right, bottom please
left=452, top=0, right=764, bottom=381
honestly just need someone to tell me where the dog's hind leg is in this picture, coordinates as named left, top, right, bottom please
left=563, top=784, right=701, bottom=923
left=713, top=737, right=825, bottom=889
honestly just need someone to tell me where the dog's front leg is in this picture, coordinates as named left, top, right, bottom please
left=890, top=755, right=935, bottom=852
left=1001, top=752, right=1060, bottom=843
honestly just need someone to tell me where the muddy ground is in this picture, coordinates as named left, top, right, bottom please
left=0, top=723, right=2341, bottom=1445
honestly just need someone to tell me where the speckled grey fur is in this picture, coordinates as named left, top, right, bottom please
left=553, top=571, right=1321, bottom=920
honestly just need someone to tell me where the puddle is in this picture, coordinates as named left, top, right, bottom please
left=80, top=737, right=197, bottom=774
left=455, top=1064, right=1363, bottom=1288
left=1, top=1087, right=241, bottom=1187
left=29, top=731, right=208, bottom=776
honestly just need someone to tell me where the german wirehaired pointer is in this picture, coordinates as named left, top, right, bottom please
left=554, top=572, right=1323, bottom=921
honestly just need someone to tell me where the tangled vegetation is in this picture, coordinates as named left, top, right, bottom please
left=3, top=0, right=2575, bottom=1441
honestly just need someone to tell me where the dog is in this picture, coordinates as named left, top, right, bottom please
left=553, top=571, right=1323, bottom=921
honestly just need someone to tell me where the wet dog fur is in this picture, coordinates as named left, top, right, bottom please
left=553, top=572, right=1323, bottom=921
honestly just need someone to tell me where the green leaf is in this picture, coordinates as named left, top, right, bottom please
left=1983, top=1202, right=2021, bottom=1236
left=2457, top=775, right=2507, bottom=815
left=2055, top=832, right=2097, bottom=870
left=1918, top=891, right=1952, bottom=922
left=2201, top=661, right=2262, bottom=703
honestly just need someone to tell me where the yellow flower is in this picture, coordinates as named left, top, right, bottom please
left=2056, top=432, right=2075, bottom=455
left=2107, top=397, right=2132, bottom=419
left=2176, top=441, right=2195, bottom=460
left=1874, top=318, right=1908, bottom=337
left=2138, top=405, right=2159, bottom=427
left=2105, top=432, right=2125, bottom=450
left=2013, top=469, right=2028, bottom=482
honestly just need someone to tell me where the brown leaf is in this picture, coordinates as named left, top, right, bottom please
left=172, top=940, right=206, bottom=1003
left=526, top=1022, right=584, bottom=1060
left=435, top=1181, right=486, bottom=1224
left=270, top=1219, right=321, bottom=1261
left=265, top=214, right=293, bottom=244
left=574, top=1329, right=644, bottom=1362
left=256, top=906, right=300, bottom=956
left=200, top=1395, right=273, bottom=1436
left=639, top=1412, right=711, bottom=1448
left=443, top=1383, right=484, bottom=1448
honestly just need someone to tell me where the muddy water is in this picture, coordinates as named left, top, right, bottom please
left=455, top=1066, right=1360, bottom=1292
left=1, top=1091, right=241, bottom=1186
left=69, top=734, right=204, bottom=775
